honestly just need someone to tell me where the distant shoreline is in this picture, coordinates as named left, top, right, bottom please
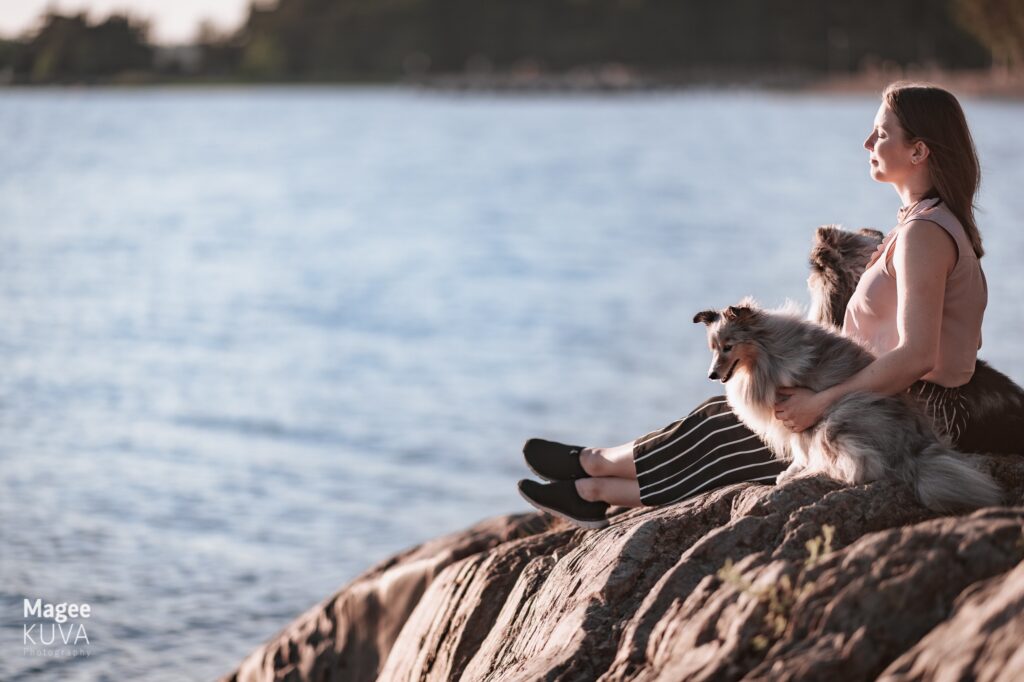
left=801, top=68, right=1024, bottom=99
left=2, top=67, right=1022, bottom=99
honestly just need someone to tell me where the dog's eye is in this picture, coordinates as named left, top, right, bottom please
left=723, top=344, right=733, bottom=352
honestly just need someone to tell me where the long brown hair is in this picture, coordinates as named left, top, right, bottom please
left=883, top=82, right=984, bottom=259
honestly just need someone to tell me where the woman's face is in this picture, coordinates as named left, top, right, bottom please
left=863, top=102, right=917, bottom=184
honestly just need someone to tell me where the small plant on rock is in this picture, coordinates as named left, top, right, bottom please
left=717, top=524, right=836, bottom=651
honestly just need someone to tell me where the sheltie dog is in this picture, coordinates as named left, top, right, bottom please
left=694, top=299, right=1003, bottom=513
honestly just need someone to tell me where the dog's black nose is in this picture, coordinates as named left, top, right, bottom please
left=708, top=371, right=719, bottom=380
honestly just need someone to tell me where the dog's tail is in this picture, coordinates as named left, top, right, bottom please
left=901, top=444, right=1004, bottom=513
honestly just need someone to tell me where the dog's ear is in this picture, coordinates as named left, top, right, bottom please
left=693, top=310, right=720, bottom=325
left=724, top=305, right=755, bottom=323
left=810, top=238, right=843, bottom=274
left=856, top=227, right=884, bottom=242
left=814, top=224, right=842, bottom=249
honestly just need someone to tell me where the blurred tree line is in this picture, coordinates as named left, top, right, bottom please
left=1, top=13, right=151, bottom=83
left=953, top=0, right=1024, bottom=74
left=0, top=0, right=1020, bottom=84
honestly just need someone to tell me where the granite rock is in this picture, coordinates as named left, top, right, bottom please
left=224, top=454, right=1024, bottom=681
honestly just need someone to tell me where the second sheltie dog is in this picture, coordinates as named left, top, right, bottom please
left=694, top=300, right=1003, bottom=513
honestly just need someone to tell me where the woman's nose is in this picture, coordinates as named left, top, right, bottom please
left=863, top=134, right=874, bottom=151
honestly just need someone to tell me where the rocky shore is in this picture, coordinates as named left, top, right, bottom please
left=223, top=453, right=1024, bottom=681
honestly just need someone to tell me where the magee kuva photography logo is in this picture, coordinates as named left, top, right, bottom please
left=21, top=598, right=92, bottom=659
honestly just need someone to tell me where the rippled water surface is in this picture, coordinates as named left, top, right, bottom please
left=1, top=87, right=1022, bottom=680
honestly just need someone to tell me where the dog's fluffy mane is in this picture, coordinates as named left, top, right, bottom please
left=741, top=296, right=807, bottom=322
left=723, top=295, right=808, bottom=326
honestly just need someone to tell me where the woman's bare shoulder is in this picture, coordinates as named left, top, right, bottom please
left=893, top=220, right=958, bottom=277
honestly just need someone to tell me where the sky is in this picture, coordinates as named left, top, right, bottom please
left=0, top=0, right=255, bottom=45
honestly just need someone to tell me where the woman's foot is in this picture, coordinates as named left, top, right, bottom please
left=517, top=479, right=609, bottom=529
left=522, top=438, right=588, bottom=481
left=523, top=439, right=638, bottom=481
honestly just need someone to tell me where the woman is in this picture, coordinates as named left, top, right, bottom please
left=517, top=82, right=988, bottom=529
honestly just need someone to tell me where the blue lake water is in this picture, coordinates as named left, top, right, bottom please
left=1, top=86, right=1022, bottom=680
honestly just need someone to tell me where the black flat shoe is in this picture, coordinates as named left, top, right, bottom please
left=522, top=438, right=588, bottom=481
left=517, top=479, right=609, bottom=530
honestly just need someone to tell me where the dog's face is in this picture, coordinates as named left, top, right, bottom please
left=693, top=304, right=762, bottom=383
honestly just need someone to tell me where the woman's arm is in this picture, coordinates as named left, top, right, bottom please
left=776, top=220, right=957, bottom=431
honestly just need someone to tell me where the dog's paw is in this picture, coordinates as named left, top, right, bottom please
left=775, top=467, right=803, bottom=485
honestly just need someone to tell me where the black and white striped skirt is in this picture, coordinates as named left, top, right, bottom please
left=632, top=381, right=970, bottom=507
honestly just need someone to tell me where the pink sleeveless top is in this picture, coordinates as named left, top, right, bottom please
left=842, top=197, right=987, bottom=387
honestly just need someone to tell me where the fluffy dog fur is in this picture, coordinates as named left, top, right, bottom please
left=694, top=300, right=1004, bottom=513
left=806, top=225, right=884, bottom=328
left=807, top=224, right=1024, bottom=456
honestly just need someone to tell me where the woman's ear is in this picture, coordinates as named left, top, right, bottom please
left=911, top=140, right=930, bottom=165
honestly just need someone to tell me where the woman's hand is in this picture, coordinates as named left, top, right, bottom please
left=774, top=387, right=828, bottom=433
